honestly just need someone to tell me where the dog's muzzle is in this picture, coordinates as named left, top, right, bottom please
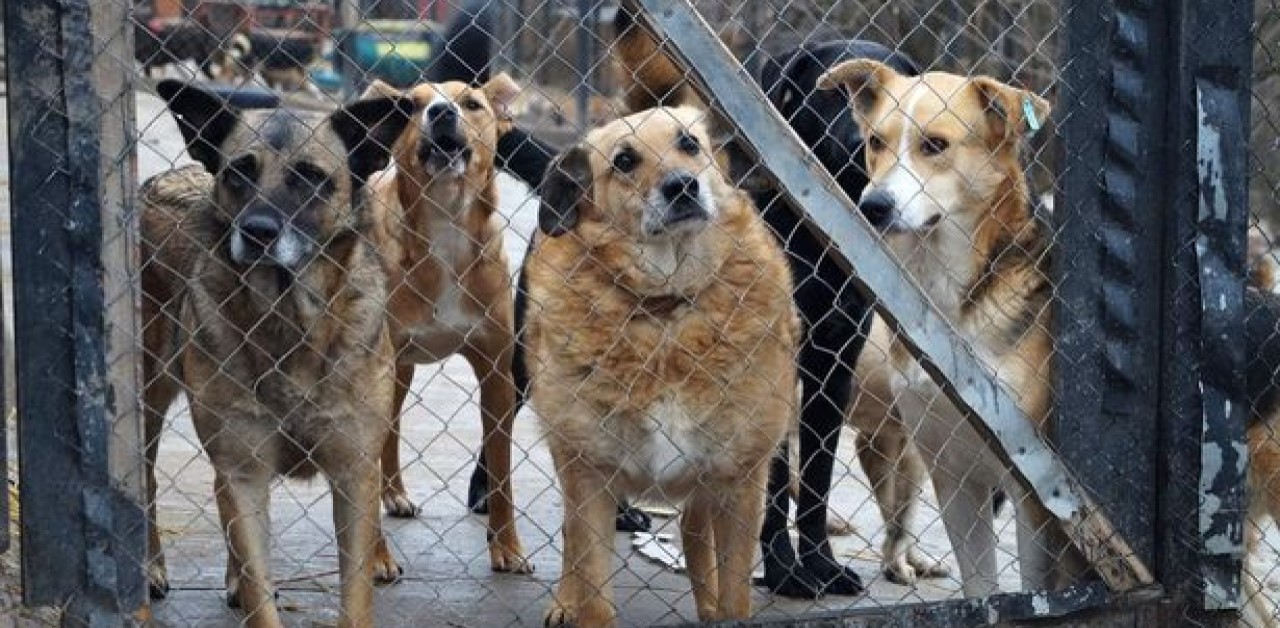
left=229, top=210, right=311, bottom=268
left=653, top=173, right=710, bottom=233
left=860, top=188, right=940, bottom=234
left=418, top=102, right=471, bottom=175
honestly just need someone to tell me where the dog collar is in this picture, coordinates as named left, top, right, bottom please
left=634, top=294, right=693, bottom=318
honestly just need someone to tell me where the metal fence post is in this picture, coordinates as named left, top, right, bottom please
left=4, top=0, right=145, bottom=622
left=1053, top=0, right=1167, bottom=574
left=1057, top=0, right=1255, bottom=617
left=1159, top=0, right=1252, bottom=622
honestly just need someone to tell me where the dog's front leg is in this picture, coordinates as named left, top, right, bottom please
left=681, top=494, right=719, bottom=621
left=380, top=363, right=419, bottom=518
left=331, top=463, right=384, bottom=628
left=713, top=465, right=769, bottom=621
left=465, top=346, right=532, bottom=574
left=930, top=463, right=1000, bottom=597
left=213, top=469, right=281, bottom=628
left=894, top=386, right=999, bottom=597
left=1013, top=483, right=1087, bottom=591
left=545, top=459, right=615, bottom=628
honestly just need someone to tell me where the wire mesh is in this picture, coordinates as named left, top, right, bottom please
left=0, top=0, right=1267, bottom=625
left=1244, top=3, right=1280, bottom=626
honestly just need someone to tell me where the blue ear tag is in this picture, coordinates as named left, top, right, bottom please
left=1022, top=96, right=1042, bottom=134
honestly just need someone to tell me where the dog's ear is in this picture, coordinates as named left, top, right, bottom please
left=970, top=77, right=1052, bottom=149
left=156, top=79, right=240, bottom=173
left=360, top=79, right=403, bottom=100
left=758, top=54, right=788, bottom=109
left=767, top=51, right=816, bottom=117
left=329, top=96, right=416, bottom=184
left=815, top=59, right=899, bottom=123
left=483, top=72, right=522, bottom=123
left=538, top=145, right=593, bottom=237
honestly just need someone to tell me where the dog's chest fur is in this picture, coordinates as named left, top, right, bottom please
left=382, top=185, right=509, bottom=361
left=182, top=239, right=393, bottom=476
left=887, top=209, right=1054, bottom=437
left=530, top=221, right=798, bottom=497
left=604, top=398, right=720, bottom=491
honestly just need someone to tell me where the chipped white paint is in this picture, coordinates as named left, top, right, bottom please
left=1030, top=592, right=1051, bottom=615
left=1196, top=87, right=1229, bottom=222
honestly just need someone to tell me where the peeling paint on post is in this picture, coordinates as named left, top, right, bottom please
left=1193, top=81, right=1248, bottom=610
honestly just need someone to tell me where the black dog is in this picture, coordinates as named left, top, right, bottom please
left=749, top=41, right=919, bottom=597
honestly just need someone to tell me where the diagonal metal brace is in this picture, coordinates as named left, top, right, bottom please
left=632, top=0, right=1153, bottom=591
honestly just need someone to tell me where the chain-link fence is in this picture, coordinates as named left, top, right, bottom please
left=0, top=0, right=1269, bottom=626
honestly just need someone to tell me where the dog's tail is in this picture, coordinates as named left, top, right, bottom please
left=425, top=0, right=495, bottom=84
left=613, top=0, right=703, bottom=112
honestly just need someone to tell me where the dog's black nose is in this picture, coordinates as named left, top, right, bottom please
left=239, top=213, right=281, bottom=247
left=660, top=173, right=700, bottom=204
left=427, top=102, right=458, bottom=124
left=860, top=189, right=896, bottom=228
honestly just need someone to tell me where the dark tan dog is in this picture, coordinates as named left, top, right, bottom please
left=360, top=74, right=532, bottom=573
left=141, top=80, right=413, bottom=627
left=526, top=106, right=799, bottom=626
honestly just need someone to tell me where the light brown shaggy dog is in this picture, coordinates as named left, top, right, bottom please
left=141, top=80, right=413, bottom=626
left=525, top=106, right=800, bottom=627
left=362, top=74, right=531, bottom=573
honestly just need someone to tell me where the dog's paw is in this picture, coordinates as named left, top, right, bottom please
left=614, top=505, right=651, bottom=533
left=489, top=542, right=534, bottom=574
left=801, top=555, right=864, bottom=596
left=755, top=568, right=824, bottom=599
left=544, top=598, right=613, bottom=628
left=381, top=489, right=420, bottom=518
left=882, top=558, right=918, bottom=586
left=757, top=535, right=823, bottom=598
left=908, top=554, right=950, bottom=580
left=148, top=562, right=170, bottom=600
left=543, top=601, right=577, bottom=628
left=826, top=514, right=856, bottom=537
left=371, top=544, right=404, bottom=585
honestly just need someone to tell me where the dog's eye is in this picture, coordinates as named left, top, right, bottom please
left=921, top=136, right=950, bottom=156
left=676, top=131, right=701, bottom=156
left=462, top=98, right=483, bottom=111
left=866, top=135, right=887, bottom=153
left=223, top=156, right=258, bottom=192
left=289, top=162, right=330, bottom=195
left=613, top=148, right=640, bottom=173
